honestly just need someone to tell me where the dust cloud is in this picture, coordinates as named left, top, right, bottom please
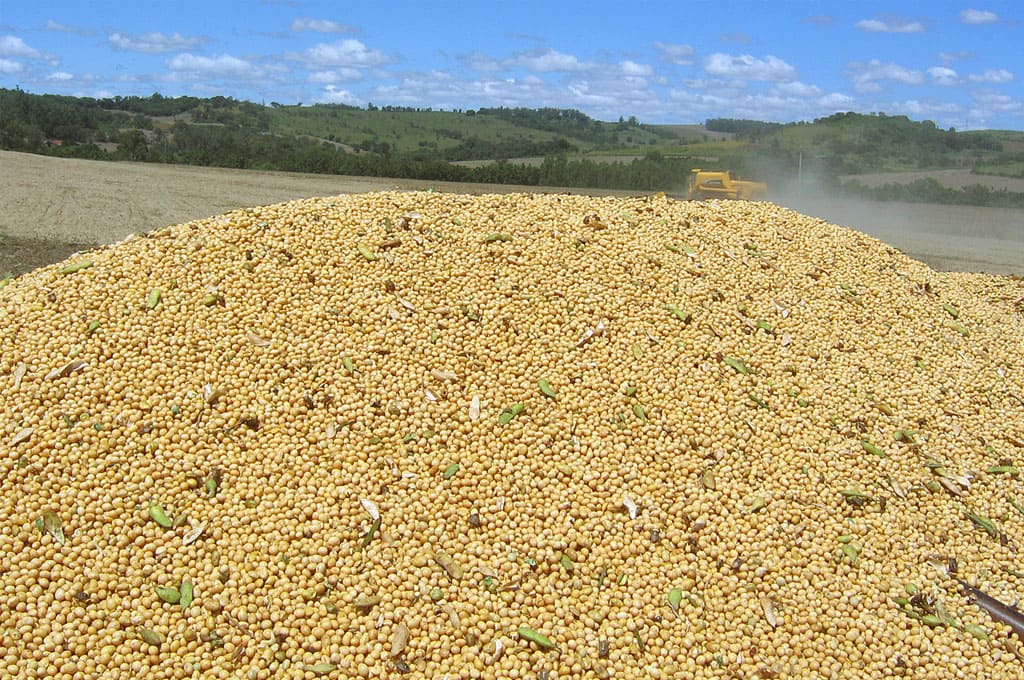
left=768, top=180, right=1024, bottom=275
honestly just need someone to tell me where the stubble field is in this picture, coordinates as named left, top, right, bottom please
left=2, top=150, right=1022, bottom=278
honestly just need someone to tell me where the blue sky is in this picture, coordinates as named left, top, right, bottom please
left=1, top=1, right=1021, bottom=129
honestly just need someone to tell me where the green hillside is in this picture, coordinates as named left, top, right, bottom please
left=1, top=89, right=1022, bottom=206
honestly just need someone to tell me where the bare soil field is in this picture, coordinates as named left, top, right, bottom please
left=2, top=150, right=1022, bottom=278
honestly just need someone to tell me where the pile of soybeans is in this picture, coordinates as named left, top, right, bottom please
left=3, top=191, right=1024, bottom=680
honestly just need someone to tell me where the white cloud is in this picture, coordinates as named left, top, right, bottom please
left=308, top=68, right=362, bottom=83
left=167, top=53, right=259, bottom=77
left=0, top=58, right=23, bottom=74
left=666, top=86, right=853, bottom=123
left=847, top=60, right=924, bottom=93
left=970, top=90, right=1023, bottom=116
left=772, top=80, right=822, bottom=97
left=291, top=18, right=356, bottom=34
left=461, top=51, right=503, bottom=72
left=928, top=66, right=959, bottom=85
left=109, top=31, right=206, bottom=54
left=968, top=68, right=1013, bottom=83
left=939, top=50, right=973, bottom=63
left=46, top=71, right=74, bottom=81
left=655, top=41, right=694, bottom=66
left=0, top=36, right=42, bottom=59
left=704, top=53, right=797, bottom=81
left=618, top=60, right=652, bottom=77
left=318, top=85, right=359, bottom=104
left=960, top=9, right=999, bottom=25
left=720, top=32, right=752, bottom=45
left=817, top=92, right=855, bottom=108
left=855, top=17, right=925, bottom=33
left=509, top=49, right=587, bottom=73
left=45, top=20, right=94, bottom=36
left=566, top=80, right=621, bottom=107
left=299, top=39, right=390, bottom=67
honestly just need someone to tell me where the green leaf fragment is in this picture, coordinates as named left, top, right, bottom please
left=483, top=232, right=513, bottom=243
left=305, top=663, right=338, bottom=675
left=353, top=595, right=381, bottom=609
left=156, top=586, right=181, bottom=604
left=442, top=463, right=460, bottom=479
left=148, top=504, right=173, bottom=529
left=60, top=260, right=94, bottom=275
left=667, top=587, right=683, bottom=614
left=893, top=429, right=916, bottom=443
left=986, top=465, right=1019, bottom=476
left=146, top=288, right=162, bottom=309
left=86, top=321, right=102, bottom=334
left=139, top=628, right=163, bottom=647
left=667, top=304, right=691, bottom=323
left=632, top=403, right=648, bottom=422
left=362, top=517, right=381, bottom=547
left=538, top=379, right=556, bottom=398
left=942, top=303, right=960, bottom=319
left=841, top=542, right=861, bottom=566
left=499, top=404, right=524, bottom=424
left=964, top=624, right=990, bottom=641
left=747, top=393, right=769, bottom=409
left=357, top=243, right=378, bottom=261
left=518, top=626, right=555, bottom=651
left=722, top=356, right=750, bottom=375
left=40, top=510, right=66, bottom=546
left=560, top=553, right=574, bottom=573
left=1009, top=498, right=1024, bottom=517
left=965, top=511, right=999, bottom=538
left=861, top=440, right=886, bottom=457
left=342, top=357, right=355, bottom=374
left=179, top=579, right=194, bottom=610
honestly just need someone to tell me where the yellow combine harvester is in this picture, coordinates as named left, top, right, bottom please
left=686, top=168, right=768, bottom=200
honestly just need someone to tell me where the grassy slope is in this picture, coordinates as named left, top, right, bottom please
left=267, top=106, right=673, bottom=156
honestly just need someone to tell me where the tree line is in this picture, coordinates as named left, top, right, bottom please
left=2, top=88, right=1021, bottom=206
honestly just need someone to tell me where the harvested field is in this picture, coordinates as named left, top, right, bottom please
left=2, top=190, right=1024, bottom=678
left=3, top=151, right=1022, bottom=278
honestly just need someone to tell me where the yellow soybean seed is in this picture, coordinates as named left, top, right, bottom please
left=2, top=190, right=1023, bottom=680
